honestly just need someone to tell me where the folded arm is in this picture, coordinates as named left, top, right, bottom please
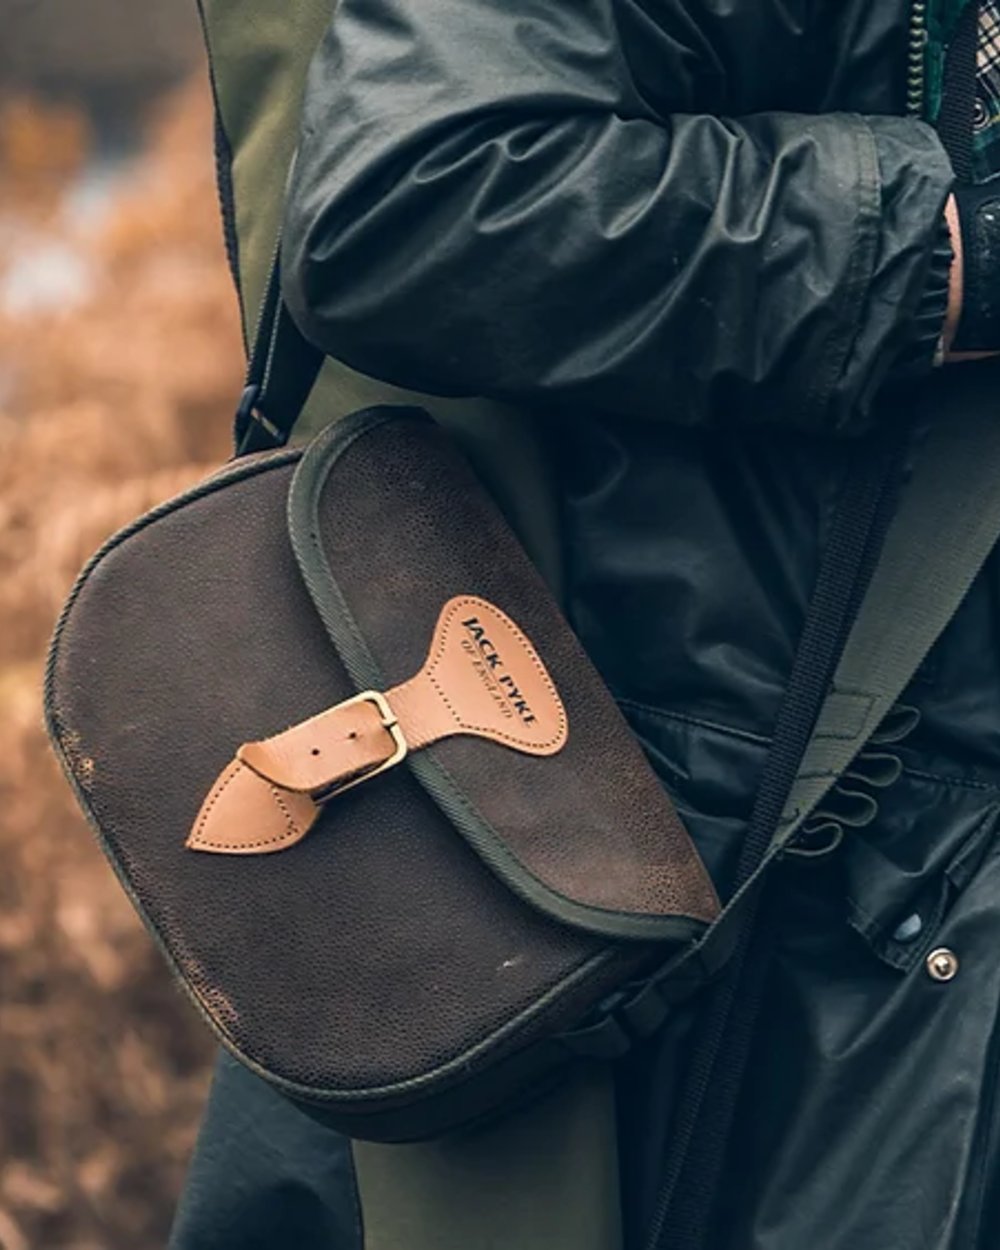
left=283, top=0, right=955, bottom=433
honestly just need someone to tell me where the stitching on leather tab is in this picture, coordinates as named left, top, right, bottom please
left=192, top=766, right=303, bottom=851
left=427, top=596, right=567, bottom=750
left=191, top=764, right=240, bottom=843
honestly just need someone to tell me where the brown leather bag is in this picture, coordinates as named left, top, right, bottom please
left=44, top=405, right=718, bottom=1141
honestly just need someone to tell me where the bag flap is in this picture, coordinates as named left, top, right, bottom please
left=232, top=406, right=719, bottom=939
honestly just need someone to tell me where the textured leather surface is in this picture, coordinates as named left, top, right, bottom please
left=45, top=411, right=716, bottom=1122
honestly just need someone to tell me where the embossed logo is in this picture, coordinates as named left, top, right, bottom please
left=461, top=616, right=538, bottom=725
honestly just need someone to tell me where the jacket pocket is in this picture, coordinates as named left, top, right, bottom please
left=842, top=784, right=1000, bottom=972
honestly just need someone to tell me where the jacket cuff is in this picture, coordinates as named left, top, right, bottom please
left=890, top=214, right=954, bottom=378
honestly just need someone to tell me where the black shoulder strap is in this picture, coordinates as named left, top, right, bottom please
left=233, top=256, right=325, bottom=456
left=644, top=426, right=906, bottom=1250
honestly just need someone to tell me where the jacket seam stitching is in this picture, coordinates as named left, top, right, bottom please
left=901, top=765, right=1000, bottom=794
left=614, top=696, right=770, bottom=747
left=820, top=116, right=881, bottom=433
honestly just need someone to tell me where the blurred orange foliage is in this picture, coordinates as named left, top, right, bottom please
left=0, top=80, right=242, bottom=1250
left=0, top=97, right=90, bottom=213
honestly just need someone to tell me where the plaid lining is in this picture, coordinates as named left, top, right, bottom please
left=974, top=0, right=1000, bottom=178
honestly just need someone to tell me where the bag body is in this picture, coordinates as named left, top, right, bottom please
left=46, top=406, right=719, bottom=1142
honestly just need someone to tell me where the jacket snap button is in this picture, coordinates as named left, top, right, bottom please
left=926, top=948, right=959, bottom=983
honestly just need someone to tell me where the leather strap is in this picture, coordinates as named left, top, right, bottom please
left=188, top=596, right=568, bottom=854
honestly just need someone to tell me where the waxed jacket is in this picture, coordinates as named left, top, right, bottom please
left=172, top=0, right=1000, bottom=1247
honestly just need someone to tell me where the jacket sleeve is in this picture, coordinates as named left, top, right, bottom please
left=281, top=0, right=955, bottom=434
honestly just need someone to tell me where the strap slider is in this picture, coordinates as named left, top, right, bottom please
left=235, top=383, right=260, bottom=424
left=234, top=384, right=283, bottom=454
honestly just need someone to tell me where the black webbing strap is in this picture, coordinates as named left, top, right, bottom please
left=937, top=0, right=979, bottom=180
left=234, top=255, right=325, bottom=456
left=644, top=429, right=905, bottom=1250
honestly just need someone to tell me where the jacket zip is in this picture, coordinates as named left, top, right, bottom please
left=907, top=0, right=929, bottom=117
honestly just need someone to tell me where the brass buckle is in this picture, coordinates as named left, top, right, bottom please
left=316, top=689, right=408, bottom=800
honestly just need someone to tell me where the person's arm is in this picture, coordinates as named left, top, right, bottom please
left=282, top=0, right=955, bottom=434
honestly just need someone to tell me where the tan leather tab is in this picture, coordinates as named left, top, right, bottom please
left=392, top=595, right=568, bottom=754
left=186, top=759, right=320, bottom=854
left=189, top=596, right=567, bottom=854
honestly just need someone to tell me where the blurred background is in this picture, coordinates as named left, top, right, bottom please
left=1, top=3, right=245, bottom=1247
